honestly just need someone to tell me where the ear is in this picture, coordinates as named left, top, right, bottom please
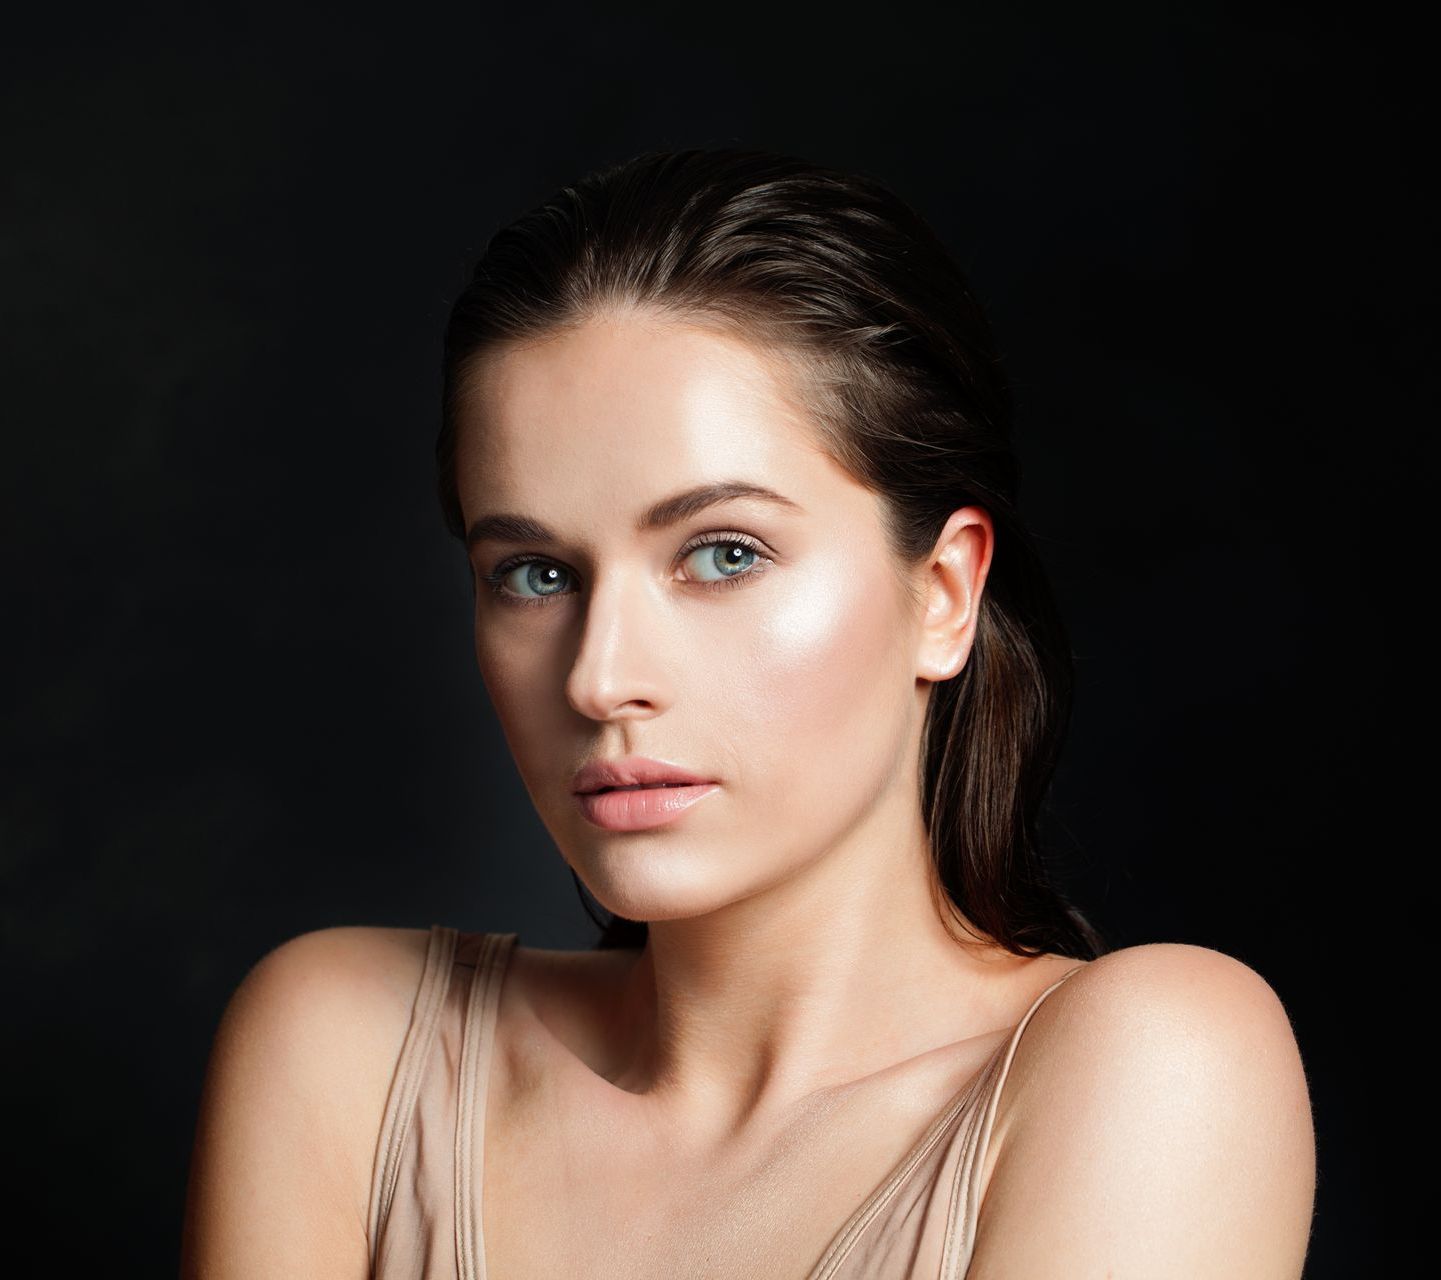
left=916, top=505, right=994, bottom=682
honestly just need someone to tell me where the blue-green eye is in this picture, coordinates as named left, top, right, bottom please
left=682, top=538, right=760, bottom=583
left=479, top=532, right=772, bottom=608
left=492, top=560, right=571, bottom=601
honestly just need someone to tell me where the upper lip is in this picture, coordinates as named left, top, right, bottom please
left=571, top=755, right=716, bottom=795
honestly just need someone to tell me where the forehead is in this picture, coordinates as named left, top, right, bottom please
left=453, top=310, right=828, bottom=503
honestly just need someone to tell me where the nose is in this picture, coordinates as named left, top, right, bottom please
left=563, top=567, right=670, bottom=722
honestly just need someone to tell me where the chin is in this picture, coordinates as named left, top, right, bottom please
left=567, top=848, right=751, bottom=924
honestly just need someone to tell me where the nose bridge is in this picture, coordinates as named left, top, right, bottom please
left=565, top=564, right=664, bottom=718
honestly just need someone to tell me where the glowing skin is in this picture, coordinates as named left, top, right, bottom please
left=181, top=308, right=1314, bottom=1280
left=453, top=305, right=1051, bottom=1157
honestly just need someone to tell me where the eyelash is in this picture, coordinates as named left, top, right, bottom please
left=477, top=532, right=774, bottom=609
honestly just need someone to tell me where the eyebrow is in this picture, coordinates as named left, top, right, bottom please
left=464, top=480, right=805, bottom=548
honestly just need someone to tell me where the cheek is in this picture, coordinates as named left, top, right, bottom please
left=715, top=555, right=911, bottom=777
left=472, top=626, right=561, bottom=771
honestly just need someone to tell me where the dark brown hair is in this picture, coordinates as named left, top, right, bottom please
left=437, top=147, right=1109, bottom=961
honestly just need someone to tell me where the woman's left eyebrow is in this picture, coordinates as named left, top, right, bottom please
left=465, top=479, right=804, bottom=548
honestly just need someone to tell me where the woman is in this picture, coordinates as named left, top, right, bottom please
left=181, top=148, right=1317, bottom=1278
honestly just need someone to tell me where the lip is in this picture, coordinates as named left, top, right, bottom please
left=574, top=782, right=721, bottom=831
left=571, top=754, right=716, bottom=797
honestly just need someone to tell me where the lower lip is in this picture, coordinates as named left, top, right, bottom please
left=574, top=783, right=721, bottom=831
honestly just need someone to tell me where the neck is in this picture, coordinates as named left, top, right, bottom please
left=594, top=792, right=1022, bottom=1148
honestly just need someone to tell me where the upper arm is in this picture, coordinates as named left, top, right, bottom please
left=966, top=943, right=1317, bottom=1280
left=179, top=925, right=429, bottom=1280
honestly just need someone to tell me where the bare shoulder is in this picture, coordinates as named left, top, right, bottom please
left=180, top=925, right=433, bottom=1280
left=256, top=923, right=436, bottom=1015
left=969, top=942, right=1317, bottom=1280
left=211, top=925, right=435, bottom=1122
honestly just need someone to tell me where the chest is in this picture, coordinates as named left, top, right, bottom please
left=478, top=1049, right=995, bottom=1280
left=360, top=930, right=1076, bottom=1280
left=482, top=1172, right=856, bottom=1279
left=481, top=1138, right=851, bottom=1277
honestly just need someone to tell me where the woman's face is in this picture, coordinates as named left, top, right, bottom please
left=453, top=307, right=959, bottom=924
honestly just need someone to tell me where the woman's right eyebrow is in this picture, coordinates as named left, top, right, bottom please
left=465, top=479, right=804, bottom=549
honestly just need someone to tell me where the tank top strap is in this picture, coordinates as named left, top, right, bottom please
left=456, top=930, right=520, bottom=1280
left=367, top=922, right=460, bottom=1269
left=939, top=962, right=1088, bottom=1279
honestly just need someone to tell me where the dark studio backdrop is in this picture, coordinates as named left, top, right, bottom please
left=4, top=1, right=1415, bottom=1273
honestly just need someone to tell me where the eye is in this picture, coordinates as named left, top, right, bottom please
left=680, top=534, right=765, bottom=584
left=478, top=532, right=774, bottom=608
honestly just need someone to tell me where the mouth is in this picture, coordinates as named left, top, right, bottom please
left=573, top=778, right=721, bottom=831
left=584, top=782, right=696, bottom=795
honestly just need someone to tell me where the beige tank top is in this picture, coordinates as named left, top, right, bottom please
left=366, top=925, right=1085, bottom=1280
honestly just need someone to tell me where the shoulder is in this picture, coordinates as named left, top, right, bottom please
left=1015, top=941, right=1311, bottom=1060
left=208, top=924, right=437, bottom=1115
left=181, top=925, right=436, bottom=1279
left=969, top=943, right=1317, bottom=1279
left=240, top=923, right=438, bottom=1018
left=214, top=924, right=439, bottom=1127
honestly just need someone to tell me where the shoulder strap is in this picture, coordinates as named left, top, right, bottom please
left=939, top=962, right=1088, bottom=1279
left=455, top=931, right=520, bottom=1280
left=366, top=923, right=459, bottom=1269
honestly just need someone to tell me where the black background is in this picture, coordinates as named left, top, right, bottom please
left=5, top=2, right=1416, bottom=1273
